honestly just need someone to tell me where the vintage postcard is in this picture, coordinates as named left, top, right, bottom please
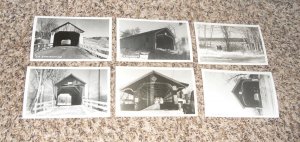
left=115, top=66, right=197, bottom=117
left=194, top=22, right=268, bottom=65
left=22, top=67, right=110, bottom=118
left=30, top=16, right=112, bottom=61
left=117, top=18, right=193, bottom=62
left=202, top=69, right=279, bottom=118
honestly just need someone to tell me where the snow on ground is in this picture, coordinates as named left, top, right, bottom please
left=24, top=105, right=108, bottom=118
left=199, top=48, right=264, bottom=58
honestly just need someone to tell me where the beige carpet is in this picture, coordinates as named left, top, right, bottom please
left=0, top=0, right=299, bottom=141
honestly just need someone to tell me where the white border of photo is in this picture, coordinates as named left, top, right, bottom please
left=115, top=66, right=198, bottom=117
left=202, top=69, right=279, bottom=118
left=194, top=22, right=268, bottom=65
left=22, top=66, right=111, bottom=119
left=116, top=18, right=193, bottom=62
left=30, top=16, right=113, bottom=61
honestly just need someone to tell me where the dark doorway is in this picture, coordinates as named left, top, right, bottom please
left=57, top=87, right=82, bottom=105
left=136, top=83, right=175, bottom=110
left=53, top=31, right=80, bottom=47
left=242, top=81, right=262, bottom=108
left=156, top=35, right=174, bottom=50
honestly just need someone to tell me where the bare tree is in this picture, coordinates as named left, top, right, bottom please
left=249, top=27, right=263, bottom=52
left=227, top=74, right=247, bottom=83
left=29, top=69, right=66, bottom=113
left=166, top=24, right=176, bottom=38
left=203, top=25, right=207, bottom=48
left=210, top=25, right=214, bottom=47
left=242, top=27, right=263, bottom=52
left=48, top=70, right=67, bottom=101
left=38, top=18, right=58, bottom=39
left=221, top=26, right=231, bottom=51
left=120, top=27, right=141, bottom=38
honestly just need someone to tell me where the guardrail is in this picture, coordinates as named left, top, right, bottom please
left=34, top=43, right=53, bottom=52
left=82, top=99, right=108, bottom=111
left=79, top=44, right=109, bottom=59
left=33, top=100, right=55, bottom=114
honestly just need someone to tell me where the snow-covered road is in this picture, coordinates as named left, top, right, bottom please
left=32, top=105, right=106, bottom=118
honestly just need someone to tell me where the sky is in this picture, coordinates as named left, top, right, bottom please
left=203, top=71, right=260, bottom=117
left=119, top=19, right=189, bottom=40
left=37, top=17, right=110, bottom=37
left=202, top=71, right=276, bottom=117
left=197, top=25, right=250, bottom=38
left=116, top=68, right=195, bottom=92
left=68, top=69, right=109, bottom=95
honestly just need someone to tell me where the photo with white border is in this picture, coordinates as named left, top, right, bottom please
left=202, top=69, right=279, bottom=118
left=30, top=16, right=112, bottom=61
left=117, top=18, right=193, bottom=62
left=22, top=67, right=111, bottom=119
left=194, top=22, right=268, bottom=65
left=116, top=66, right=198, bottom=117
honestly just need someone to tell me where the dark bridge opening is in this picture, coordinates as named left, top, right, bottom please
left=57, top=86, right=82, bottom=105
left=53, top=31, right=80, bottom=47
left=156, top=34, right=174, bottom=50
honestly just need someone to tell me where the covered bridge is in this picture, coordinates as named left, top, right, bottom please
left=232, top=75, right=262, bottom=108
left=120, top=71, right=189, bottom=111
left=120, top=28, right=176, bottom=53
left=55, top=74, right=86, bottom=105
left=50, top=22, right=85, bottom=47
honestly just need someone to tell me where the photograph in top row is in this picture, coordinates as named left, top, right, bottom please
left=30, top=16, right=112, bottom=61
left=202, top=69, right=279, bottom=118
left=195, top=23, right=268, bottom=65
left=117, top=18, right=193, bottom=62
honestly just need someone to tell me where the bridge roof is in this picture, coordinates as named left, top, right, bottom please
left=51, top=22, right=84, bottom=33
left=55, top=74, right=86, bottom=86
left=121, top=70, right=189, bottom=93
left=121, top=28, right=174, bottom=40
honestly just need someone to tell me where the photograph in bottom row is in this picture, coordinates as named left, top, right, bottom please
left=115, top=67, right=197, bottom=117
left=202, top=69, right=279, bottom=118
left=22, top=67, right=110, bottom=118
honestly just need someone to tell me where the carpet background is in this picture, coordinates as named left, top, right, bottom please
left=0, top=0, right=299, bottom=141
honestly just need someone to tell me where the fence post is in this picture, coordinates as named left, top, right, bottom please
left=34, top=103, right=37, bottom=114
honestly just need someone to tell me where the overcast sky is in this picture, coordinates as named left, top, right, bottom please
left=68, top=69, right=109, bottom=95
left=118, top=19, right=189, bottom=40
left=37, top=18, right=110, bottom=37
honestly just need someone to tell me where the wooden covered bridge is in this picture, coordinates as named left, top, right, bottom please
left=120, top=28, right=177, bottom=58
left=30, top=74, right=108, bottom=117
left=34, top=22, right=109, bottom=59
left=120, top=71, right=194, bottom=113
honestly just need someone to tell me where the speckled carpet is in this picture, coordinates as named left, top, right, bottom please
left=0, top=0, right=299, bottom=141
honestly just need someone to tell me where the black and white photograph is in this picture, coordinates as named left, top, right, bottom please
left=115, top=67, right=197, bottom=117
left=202, top=69, right=279, bottom=118
left=194, top=22, right=268, bottom=65
left=22, top=67, right=110, bottom=118
left=117, top=18, right=193, bottom=62
left=30, top=16, right=112, bottom=61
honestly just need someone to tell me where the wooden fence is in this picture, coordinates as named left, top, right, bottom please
left=79, top=44, right=109, bottom=59
left=82, top=99, right=108, bottom=112
left=34, top=43, right=53, bottom=52
left=33, top=100, right=55, bottom=114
